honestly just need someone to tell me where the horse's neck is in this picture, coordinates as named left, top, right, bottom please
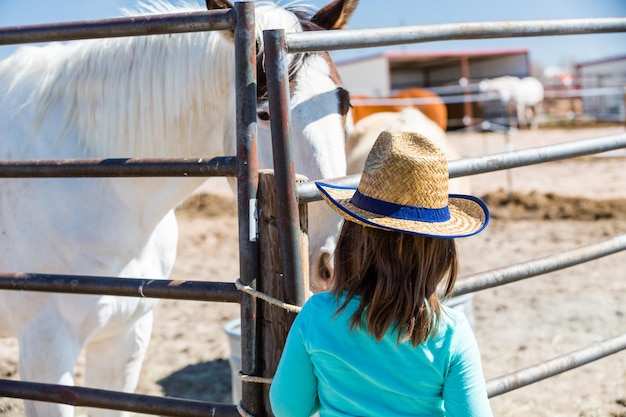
left=30, top=31, right=236, bottom=160
left=110, top=177, right=207, bottom=230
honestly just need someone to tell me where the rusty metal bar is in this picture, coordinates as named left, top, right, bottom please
left=263, top=29, right=307, bottom=307
left=486, top=332, right=626, bottom=397
left=0, top=379, right=239, bottom=417
left=0, top=272, right=240, bottom=303
left=296, top=132, right=626, bottom=202
left=0, top=9, right=234, bottom=46
left=0, top=156, right=237, bottom=178
left=452, top=233, right=626, bottom=297
left=449, top=132, right=626, bottom=178
left=285, top=17, right=626, bottom=53
left=233, top=2, right=263, bottom=416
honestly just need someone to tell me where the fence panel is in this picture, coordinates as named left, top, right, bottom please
left=262, top=15, right=626, bottom=414
left=0, top=3, right=256, bottom=416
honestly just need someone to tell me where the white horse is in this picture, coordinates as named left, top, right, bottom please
left=344, top=107, right=476, bottom=324
left=0, top=0, right=354, bottom=415
left=479, top=75, right=544, bottom=129
left=346, top=107, right=471, bottom=193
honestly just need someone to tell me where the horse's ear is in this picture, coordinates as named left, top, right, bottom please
left=206, top=0, right=233, bottom=10
left=206, top=0, right=235, bottom=42
left=311, top=0, right=359, bottom=30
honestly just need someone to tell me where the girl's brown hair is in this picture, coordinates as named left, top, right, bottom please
left=331, top=221, right=458, bottom=347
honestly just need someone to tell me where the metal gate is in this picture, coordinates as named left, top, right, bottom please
left=0, top=4, right=255, bottom=417
left=0, top=2, right=625, bottom=417
left=262, top=12, right=626, bottom=417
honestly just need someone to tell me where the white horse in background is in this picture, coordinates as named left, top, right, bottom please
left=346, top=107, right=471, bottom=193
left=479, top=75, right=544, bottom=129
left=0, top=0, right=355, bottom=415
left=345, top=106, right=475, bottom=324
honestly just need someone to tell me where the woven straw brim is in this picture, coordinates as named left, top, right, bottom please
left=317, top=183, right=489, bottom=238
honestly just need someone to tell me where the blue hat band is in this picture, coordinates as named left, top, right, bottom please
left=351, top=190, right=451, bottom=223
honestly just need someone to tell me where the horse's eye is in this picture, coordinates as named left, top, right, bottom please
left=336, top=87, right=351, bottom=116
left=257, top=111, right=270, bottom=121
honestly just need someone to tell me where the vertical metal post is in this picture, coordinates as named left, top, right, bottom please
left=234, top=2, right=262, bottom=415
left=623, top=86, right=626, bottom=128
left=263, top=29, right=307, bottom=307
left=460, top=55, right=474, bottom=130
left=499, top=96, right=514, bottom=197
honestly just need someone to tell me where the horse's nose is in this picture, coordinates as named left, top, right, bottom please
left=311, top=251, right=333, bottom=293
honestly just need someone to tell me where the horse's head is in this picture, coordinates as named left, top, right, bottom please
left=208, top=0, right=356, bottom=293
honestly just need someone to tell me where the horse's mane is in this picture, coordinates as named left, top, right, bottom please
left=2, top=0, right=319, bottom=159
left=16, top=3, right=233, bottom=158
left=120, top=0, right=201, bottom=16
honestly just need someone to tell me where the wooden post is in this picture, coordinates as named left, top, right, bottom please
left=257, top=170, right=309, bottom=417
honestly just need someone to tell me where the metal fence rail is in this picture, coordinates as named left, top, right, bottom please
left=452, top=233, right=626, bottom=296
left=0, top=156, right=238, bottom=177
left=0, top=10, right=234, bottom=45
left=285, top=17, right=626, bottom=52
left=0, top=273, right=240, bottom=303
left=0, top=379, right=240, bottom=417
left=297, top=132, right=626, bottom=202
left=486, top=332, right=626, bottom=397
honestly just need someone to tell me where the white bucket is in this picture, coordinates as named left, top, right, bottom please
left=444, top=293, right=475, bottom=329
left=223, top=318, right=242, bottom=404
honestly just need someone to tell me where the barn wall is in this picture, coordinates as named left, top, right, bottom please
left=388, top=54, right=529, bottom=87
left=576, top=56, right=626, bottom=122
left=468, top=54, right=529, bottom=80
left=335, top=55, right=390, bottom=96
left=337, top=50, right=531, bottom=129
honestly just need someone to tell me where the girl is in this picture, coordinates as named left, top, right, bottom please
left=270, top=130, right=493, bottom=416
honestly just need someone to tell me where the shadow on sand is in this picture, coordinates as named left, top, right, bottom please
left=157, top=359, right=233, bottom=404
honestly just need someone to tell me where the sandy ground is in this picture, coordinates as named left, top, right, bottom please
left=0, top=126, right=625, bottom=416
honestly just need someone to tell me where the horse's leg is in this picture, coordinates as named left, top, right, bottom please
left=83, top=311, right=154, bottom=417
left=20, top=314, right=82, bottom=417
left=530, top=102, right=542, bottom=130
left=525, top=106, right=534, bottom=130
left=516, top=101, right=526, bottom=129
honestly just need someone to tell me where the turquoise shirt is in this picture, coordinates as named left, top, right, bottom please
left=270, top=292, right=493, bottom=417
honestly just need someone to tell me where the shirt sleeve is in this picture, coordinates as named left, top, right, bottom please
left=269, top=309, right=320, bottom=417
left=442, top=315, right=494, bottom=417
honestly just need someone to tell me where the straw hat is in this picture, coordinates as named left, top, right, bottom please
left=316, top=130, right=489, bottom=238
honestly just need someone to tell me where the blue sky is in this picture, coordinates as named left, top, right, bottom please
left=1, top=0, right=625, bottom=69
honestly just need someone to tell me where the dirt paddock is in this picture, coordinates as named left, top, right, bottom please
left=0, top=126, right=625, bottom=416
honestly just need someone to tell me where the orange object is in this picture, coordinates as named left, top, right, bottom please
left=350, top=87, right=448, bottom=131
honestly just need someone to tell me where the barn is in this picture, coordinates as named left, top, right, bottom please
left=336, top=48, right=533, bottom=129
left=575, top=54, right=626, bottom=122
